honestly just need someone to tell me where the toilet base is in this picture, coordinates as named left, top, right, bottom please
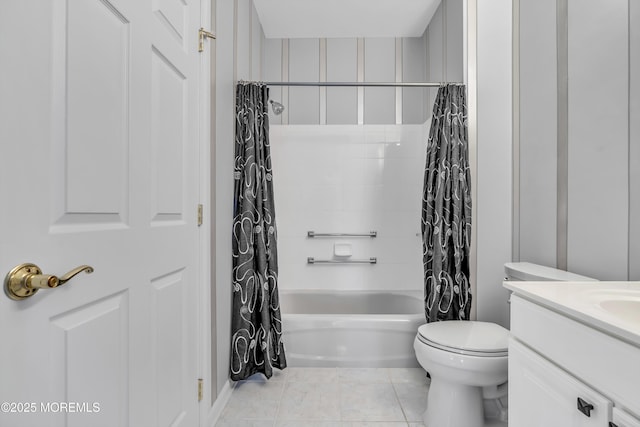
left=424, top=377, right=484, bottom=427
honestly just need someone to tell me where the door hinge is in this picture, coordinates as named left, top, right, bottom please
left=197, top=378, right=203, bottom=402
left=197, top=204, right=203, bottom=226
left=198, top=27, right=216, bottom=52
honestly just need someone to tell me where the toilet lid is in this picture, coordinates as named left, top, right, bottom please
left=417, top=321, right=509, bottom=357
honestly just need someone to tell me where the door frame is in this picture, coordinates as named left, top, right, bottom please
left=198, top=0, right=216, bottom=425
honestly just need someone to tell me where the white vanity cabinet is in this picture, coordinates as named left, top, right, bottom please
left=612, top=409, right=640, bottom=427
left=509, top=339, right=611, bottom=426
left=505, top=283, right=640, bottom=427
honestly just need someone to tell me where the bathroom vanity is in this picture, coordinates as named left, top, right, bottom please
left=504, top=281, right=640, bottom=427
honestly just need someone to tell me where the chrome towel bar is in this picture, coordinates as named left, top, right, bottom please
left=307, top=257, right=377, bottom=264
left=307, top=231, right=377, bottom=238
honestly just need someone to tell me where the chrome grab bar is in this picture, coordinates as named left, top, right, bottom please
left=307, top=231, right=377, bottom=238
left=307, top=257, right=377, bottom=264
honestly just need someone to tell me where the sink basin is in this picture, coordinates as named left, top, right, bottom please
left=599, top=299, right=640, bottom=324
left=504, top=281, right=640, bottom=342
left=577, top=288, right=640, bottom=329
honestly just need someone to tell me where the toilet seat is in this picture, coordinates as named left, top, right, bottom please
left=417, top=321, right=509, bottom=357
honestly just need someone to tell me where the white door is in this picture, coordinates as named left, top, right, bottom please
left=0, top=1, right=202, bottom=426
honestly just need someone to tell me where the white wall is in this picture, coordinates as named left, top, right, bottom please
left=517, top=0, right=640, bottom=281
left=260, top=0, right=464, bottom=127
left=326, top=38, right=358, bottom=124
left=475, top=0, right=513, bottom=327
left=289, top=39, right=320, bottom=124
left=262, top=37, right=283, bottom=124
left=518, top=0, right=557, bottom=267
left=403, top=37, right=428, bottom=124
left=235, top=0, right=263, bottom=81
left=271, top=125, right=426, bottom=292
left=426, top=0, right=465, bottom=108
left=567, top=0, right=628, bottom=280
left=263, top=37, right=429, bottom=125
left=364, top=38, right=396, bottom=124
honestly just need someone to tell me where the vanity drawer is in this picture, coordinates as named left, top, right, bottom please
left=509, top=339, right=612, bottom=427
left=510, top=295, right=640, bottom=416
left=612, top=408, right=640, bottom=427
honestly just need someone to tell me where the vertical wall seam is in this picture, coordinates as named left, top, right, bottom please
left=443, top=0, right=448, bottom=80
left=512, top=0, right=520, bottom=262
left=396, top=38, right=403, bottom=124
left=628, top=0, right=631, bottom=280
left=556, top=0, right=569, bottom=270
left=259, top=23, right=263, bottom=80
left=425, top=24, right=432, bottom=122
left=357, top=38, right=365, bottom=125
left=425, top=24, right=430, bottom=117
left=281, top=39, right=289, bottom=125
left=319, top=38, right=327, bottom=125
left=248, top=4, right=252, bottom=80
left=233, top=0, right=238, bottom=83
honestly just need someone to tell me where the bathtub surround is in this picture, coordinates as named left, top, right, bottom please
left=231, top=83, right=287, bottom=380
left=421, top=84, right=472, bottom=322
left=270, top=124, right=426, bottom=292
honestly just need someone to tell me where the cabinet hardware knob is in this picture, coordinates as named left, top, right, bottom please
left=577, top=397, right=594, bottom=417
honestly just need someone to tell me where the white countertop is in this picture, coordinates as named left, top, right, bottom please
left=504, top=281, right=640, bottom=347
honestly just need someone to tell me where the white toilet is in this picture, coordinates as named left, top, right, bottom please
left=414, top=262, right=597, bottom=427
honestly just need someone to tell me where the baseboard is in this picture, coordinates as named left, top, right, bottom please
left=205, top=380, right=235, bottom=427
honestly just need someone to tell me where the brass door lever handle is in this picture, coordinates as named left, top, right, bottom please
left=4, top=263, right=94, bottom=300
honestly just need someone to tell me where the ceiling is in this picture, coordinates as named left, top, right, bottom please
left=253, top=0, right=442, bottom=39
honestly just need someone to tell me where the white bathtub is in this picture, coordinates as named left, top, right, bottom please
left=279, top=290, right=424, bottom=367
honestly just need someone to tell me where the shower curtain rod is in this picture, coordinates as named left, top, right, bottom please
left=254, top=81, right=463, bottom=88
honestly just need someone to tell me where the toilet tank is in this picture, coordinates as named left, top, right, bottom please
left=504, top=262, right=598, bottom=282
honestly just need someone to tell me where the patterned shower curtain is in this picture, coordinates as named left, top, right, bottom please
left=230, top=82, right=286, bottom=380
left=421, top=84, right=472, bottom=322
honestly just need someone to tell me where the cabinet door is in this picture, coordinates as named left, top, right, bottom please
left=509, top=339, right=612, bottom=426
left=612, top=408, right=640, bottom=427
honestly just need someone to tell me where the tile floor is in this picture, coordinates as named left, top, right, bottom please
left=215, top=367, right=430, bottom=427
left=216, top=367, right=509, bottom=427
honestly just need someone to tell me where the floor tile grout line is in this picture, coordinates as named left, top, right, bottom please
left=337, top=369, right=343, bottom=423
left=272, top=371, right=290, bottom=426
left=390, top=380, right=412, bottom=424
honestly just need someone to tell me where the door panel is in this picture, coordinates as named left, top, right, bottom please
left=65, top=0, right=130, bottom=214
left=0, top=0, right=201, bottom=425
left=52, top=0, right=131, bottom=226
left=151, top=269, right=190, bottom=426
left=151, top=47, right=187, bottom=221
left=50, top=292, right=129, bottom=427
left=154, top=0, right=188, bottom=47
